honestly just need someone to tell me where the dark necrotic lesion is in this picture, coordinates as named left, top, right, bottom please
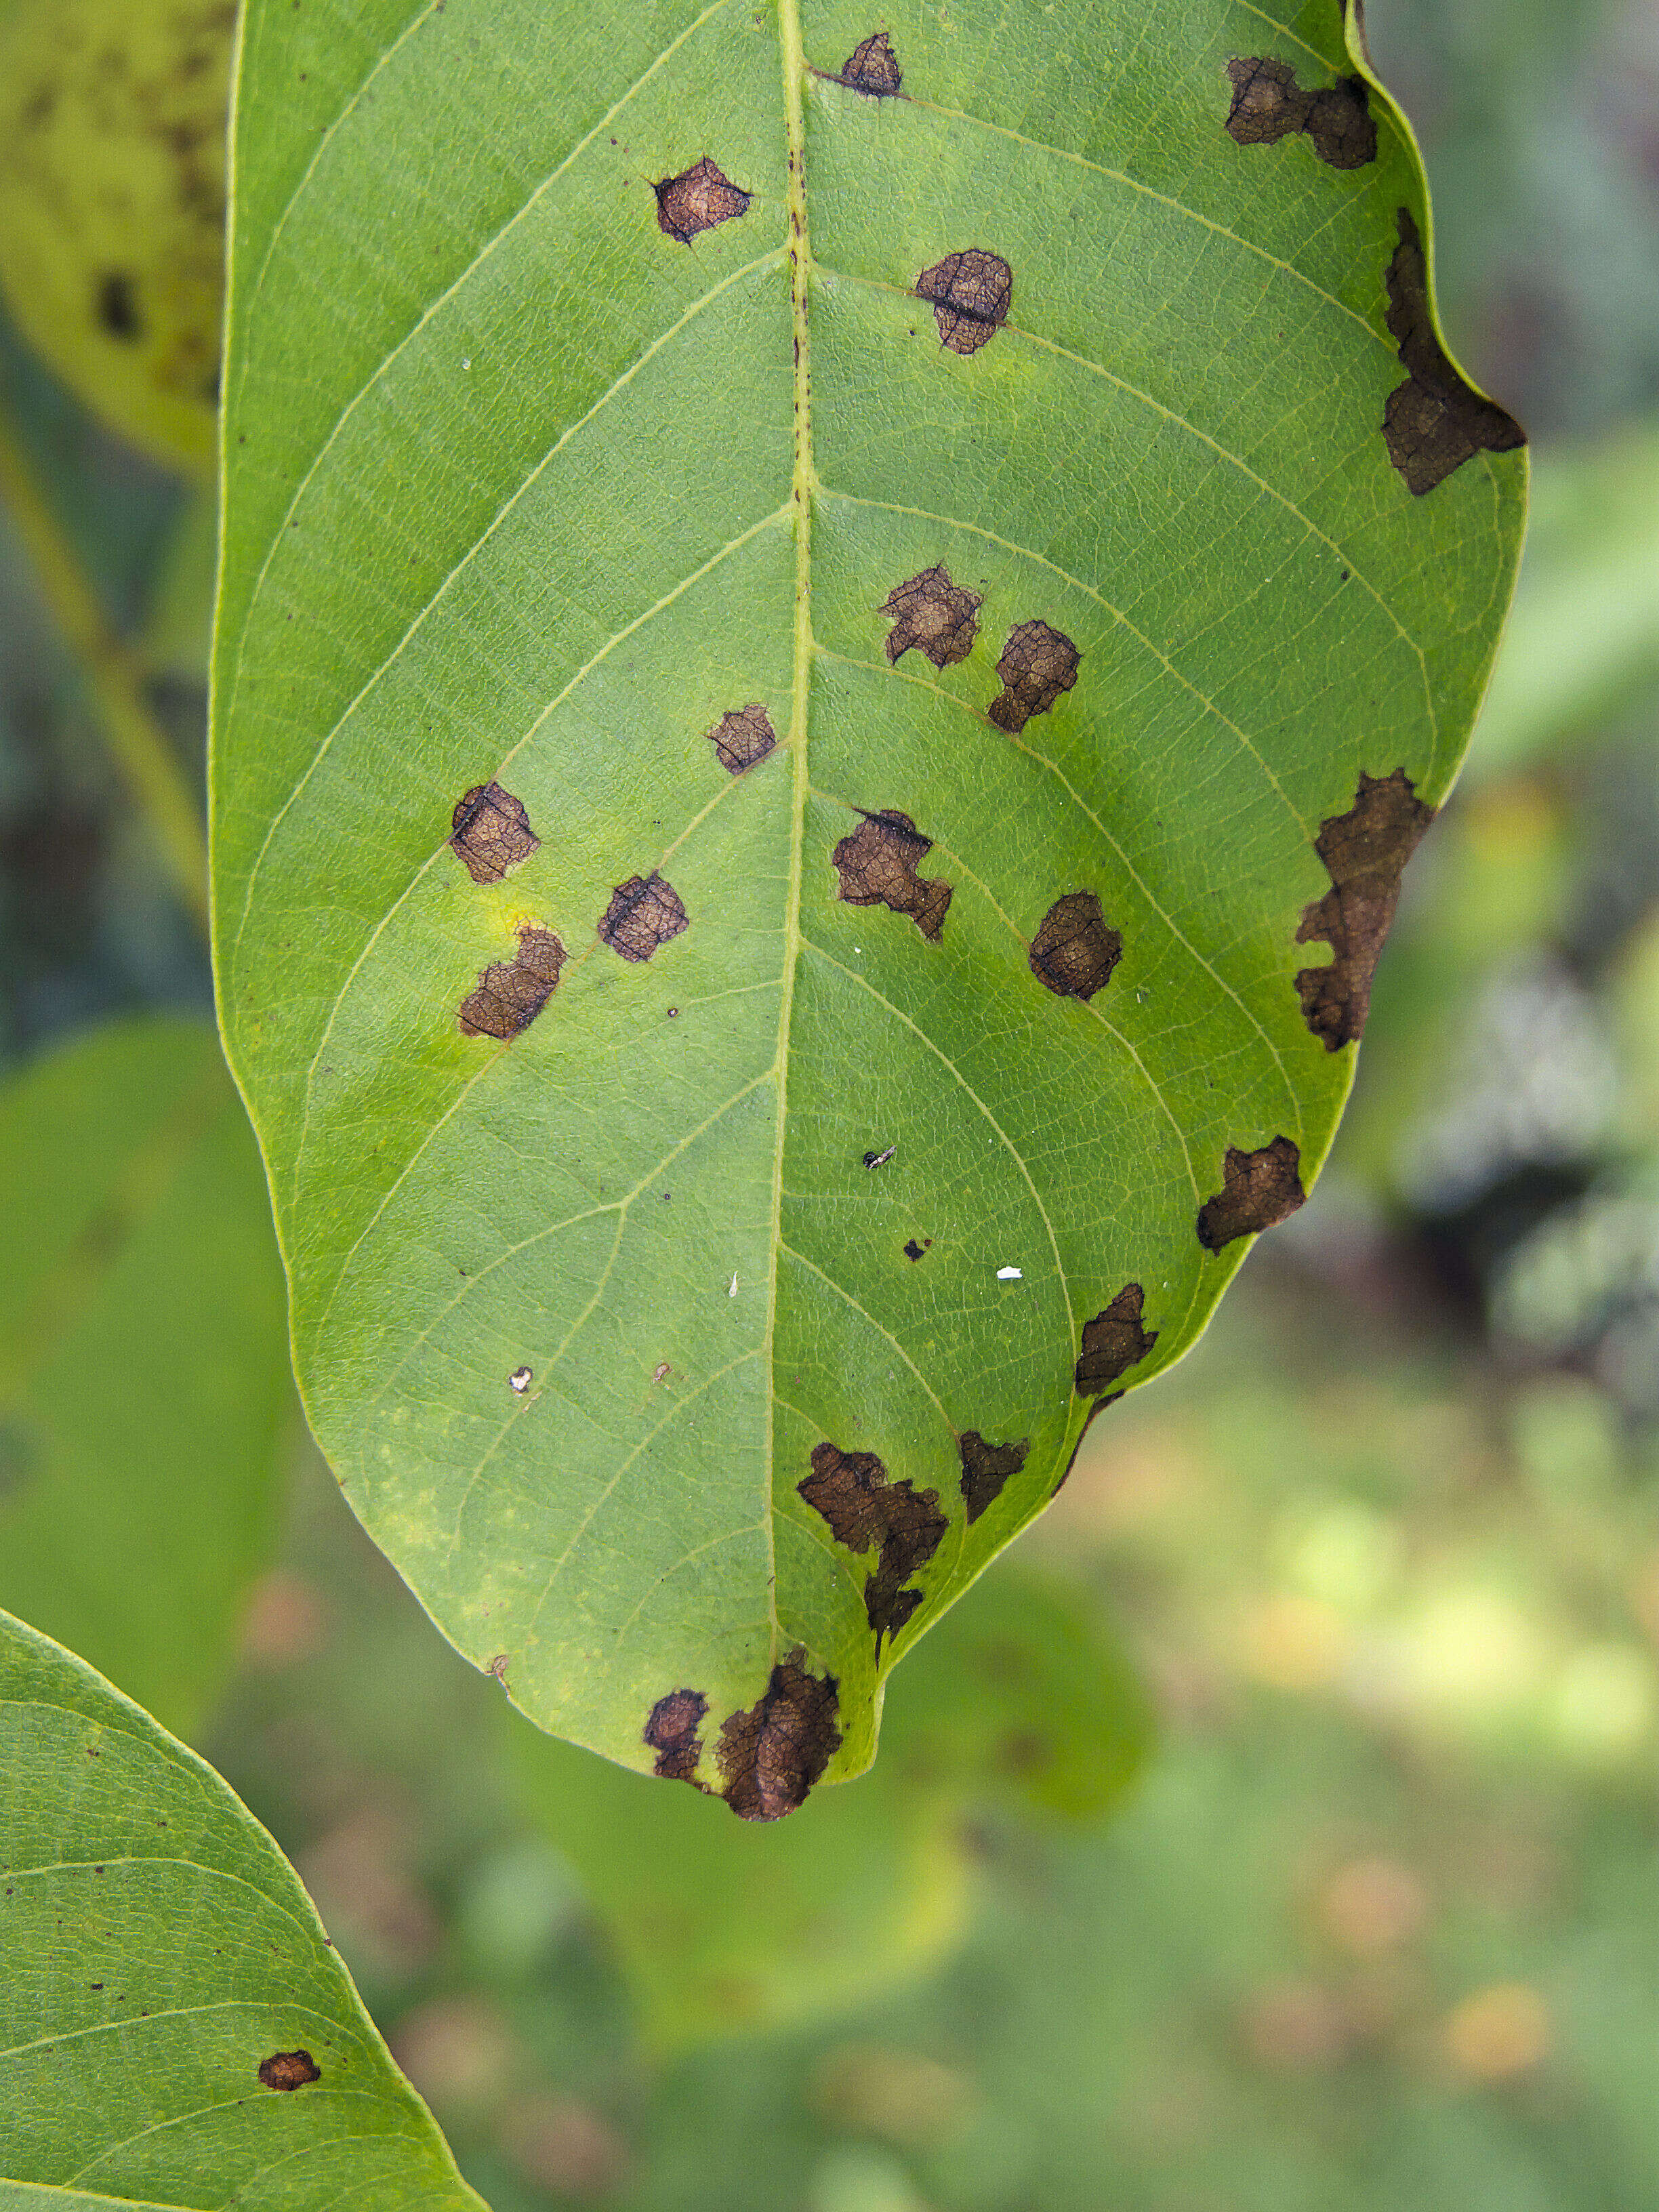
left=654, top=157, right=752, bottom=243
left=832, top=810, right=951, bottom=939
left=1075, top=1285, right=1158, bottom=1395
left=449, top=781, right=539, bottom=884
left=799, top=1441, right=947, bottom=1647
left=1224, top=56, right=1377, bottom=169
left=914, top=249, right=1012, bottom=355
left=1029, top=891, right=1122, bottom=1001
left=598, top=874, right=688, bottom=961
left=879, top=566, right=982, bottom=668
left=1382, top=209, right=1525, bottom=494
left=459, top=926, right=565, bottom=1040
left=989, top=621, right=1080, bottom=733
left=1196, top=1137, right=1305, bottom=1251
left=708, top=703, right=776, bottom=774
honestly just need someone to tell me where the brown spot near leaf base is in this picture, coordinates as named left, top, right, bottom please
left=459, top=926, right=565, bottom=1040
left=655, top=157, right=752, bottom=243
left=1384, top=210, right=1524, bottom=493
left=959, top=1431, right=1029, bottom=1523
left=880, top=565, right=982, bottom=668
left=644, top=1689, right=708, bottom=1783
left=841, top=30, right=902, bottom=94
left=832, top=811, right=951, bottom=939
left=600, top=874, right=687, bottom=962
left=801, top=1441, right=947, bottom=1646
left=916, top=248, right=1012, bottom=355
left=1076, top=1285, right=1158, bottom=1395
left=989, top=621, right=1080, bottom=733
left=1030, top=891, right=1122, bottom=1000
left=708, top=702, right=776, bottom=773
left=716, top=1655, right=841, bottom=1820
left=1296, top=769, right=1435, bottom=1048
left=1197, top=1136, right=1305, bottom=1250
left=1225, top=57, right=1377, bottom=169
left=259, top=2049, right=320, bottom=2091
left=449, top=781, right=539, bottom=884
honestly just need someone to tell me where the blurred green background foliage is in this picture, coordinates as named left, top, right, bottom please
left=1, top=1, right=1656, bottom=2206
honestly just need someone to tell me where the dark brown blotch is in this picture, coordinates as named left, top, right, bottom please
left=708, top=702, right=776, bottom=774
left=644, top=1688, right=708, bottom=1784
left=459, top=925, right=565, bottom=1040
left=958, top=1430, right=1029, bottom=1523
left=599, top=873, right=688, bottom=962
left=989, top=621, right=1080, bottom=733
left=1197, top=1136, right=1305, bottom=1251
left=449, top=781, right=539, bottom=884
left=915, top=248, right=1012, bottom=356
left=903, top=1237, right=926, bottom=1261
left=1384, top=209, right=1525, bottom=493
left=1296, top=768, right=1435, bottom=1048
left=1075, top=1284, right=1158, bottom=1396
left=716, top=1654, right=841, bottom=1821
left=96, top=270, right=142, bottom=340
left=840, top=29, right=902, bottom=95
left=1030, top=890, right=1122, bottom=1001
left=654, top=156, right=752, bottom=244
left=800, top=1439, right=947, bottom=1648
left=832, top=809, right=951, bottom=941
left=1224, top=56, right=1377, bottom=169
left=879, top=565, right=982, bottom=668
left=258, top=2049, right=321, bottom=2092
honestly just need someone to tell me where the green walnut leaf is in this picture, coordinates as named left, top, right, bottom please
left=212, top=0, right=1526, bottom=1811
left=0, top=1607, right=483, bottom=2206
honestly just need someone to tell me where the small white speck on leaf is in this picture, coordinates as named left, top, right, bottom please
left=508, top=1366, right=532, bottom=1393
left=996, top=1266, right=1023, bottom=1280
left=728, top=1273, right=739, bottom=1298
left=462, top=356, right=472, bottom=369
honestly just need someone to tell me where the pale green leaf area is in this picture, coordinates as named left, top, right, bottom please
left=213, top=0, right=1526, bottom=1799
left=0, top=1609, right=483, bottom=2208
left=0, top=1021, right=289, bottom=1738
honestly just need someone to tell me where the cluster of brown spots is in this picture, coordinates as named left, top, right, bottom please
left=1197, top=1136, right=1305, bottom=1250
left=1075, top=1284, right=1158, bottom=1395
left=1384, top=210, right=1525, bottom=494
left=459, top=926, right=565, bottom=1040
left=1029, top=890, right=1122, bottom=1000
left=654, top=157, right=751, bottom=243
left=449, top=781, right=539, bottom=884
left=832, top=810, right=951, bottom=940
left=1224, top=57, right=1377, bottom=169
left=958, top=1431, right=1029, bottom=1523
left=840, top=30, right=903, bottom=96
left=258, top=2049, right=320, bottom=2091
left=599, top=874, right=687, bottom=962
left=915, top=249, right=1012, bottom=355
left=1296, top=769, right=1435, bottom=1048
left=800, top=1441, right=947, bottom=1647
left=644, top=1689, right=707, bottom=1783
left=716, top=1654, right=842, bottom=1820
left=708, top=702, right=776, bottom=774
left=880, top=565, right=982, bottom=668
left=989, top=621, right=1080, bottom=733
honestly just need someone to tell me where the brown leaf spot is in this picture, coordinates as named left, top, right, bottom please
left=1197, top=1136, right=1306, bottom=1251
left=644, top=1689, right=708, bottom=1784
left=1296, top=769, right=1435, bottom=1048
left=96, top=270, right=142, bottom=340
left=915, top=248, right=1012, bottom=356
left=989, top=621, right=1080, bottom=733
left=716, top=1654, right=842, bottom=1821
left=1384, top=209, right=1524, bottom=493
left=958, top=1431, right=1029, bottom=1523
left=599, top=874, right=687, bottom=962
left=459, top=926, right=565, bottom=1040
left=654, top=156, right=751, bottom=244
left=258, top=2049, right=321, bottom=2091
left=449, top=781, right=539, bottom=884
left=1029, top=890, right=1122, bottom=1000
left=879, top=565, right=983, bottom=668
left=708, top=702, right=776, bottom=774
left=1224, top=57, right=1377, bottom=169
left=840, top=29, right=903, bottom=95
left=800, top=1440, right=947, bottom=1647
left=903, top=1237, right=926, bottom=1261
left=832, top=810, right=951, bottom=940
left=1075, top=1284, right=1158, bottom=1395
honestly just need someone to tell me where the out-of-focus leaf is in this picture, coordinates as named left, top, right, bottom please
left=0, top=1019, right=289, bottom=1736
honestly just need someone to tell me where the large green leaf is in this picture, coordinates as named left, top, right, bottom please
left=0, top=1021, right=289, bottom=1738
left=212, top=0, right=1527, bottom=1807
left=0, top=1605, right=483, bottom=2206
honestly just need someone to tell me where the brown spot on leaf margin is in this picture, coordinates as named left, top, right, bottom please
left=708, top=702, right=776, bottom=774
left=644, top=1689, right=708, bottom=1784
left=459, top=926, right=565, bottom=1040
left=915, top=248, right=1012, bottom=355
left=800, top=1440, right=947, bottom=1648
left=259, top=2049, right=321, bottom=2091
left=449, top=781, right=539, bottom=884
left=832, top=810, right=951, bottom=940
left=880, top=565, right=982, bottom=668
left=654, top=156, right=752, bottom=243
left=1384, top=209, right=1525, bottom=493
left=989, top=621, right=1080, bottom=733
left=1296, top=769, right=1435, bottom=1048
left=716, top=1654, right=842, bottom=1821
left=840, top=29, right=902, bottom=95
left=1224, top=56, right=1377, bottom=169
left=1029, top=890, right=1122, bottom=1000
left=599, top=874, right=688, bottom=962
left=1197, top=1136, right=1305, bottom=1251
left=1076, top=1284, right=1158, bottom=1395
left=959, top=1431, right=1029, bottom=1523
